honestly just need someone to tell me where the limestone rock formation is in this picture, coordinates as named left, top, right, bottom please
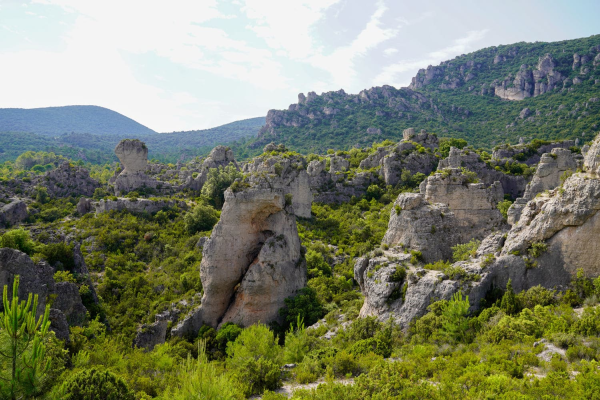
left=188, top=146, right=239, bottom=191
left=77, top=198, right=93, bottom=215
left=507, top=148, right=581, bottom=224
left=243, top=146, right=312, bottom=218
left=0, top=248, right=89, bottom=340
left=494, top=54, right=563, bottom=100
left=0, top=199, right=28, bottom=228
left=35, top=162, right=100, bottom=198
left=423, top=168, right=507, bottom=242
left=358, top=132, right=600, bottom=328
left=382, top=193, right=459, bottom=263
left=438, top=147, right=527, bottom=198
left=111, top=139, right=157, bottom=195
left=133, top=320, right=169, bottom=351
left=94, top=198, right=188, bottom=215
left=173, top=180, right=307, bottom=336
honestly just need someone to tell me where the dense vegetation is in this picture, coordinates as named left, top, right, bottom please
left=1, top=131, right=599, bottom=398
left=0, top=116, right=265, bottom=164
left=0, top=106, right=156, bottom=136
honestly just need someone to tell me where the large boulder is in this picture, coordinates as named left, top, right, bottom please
left=0, top=199, right=28, bottom=228
left=173, top=180, right=307, bottom=336
left=0, top=248, right=88, bottom=340
left=382, top=193, right=460, bottom=263
left=423, top=168, right=507, bottom=242
left=111, top=139, right=157, bottom=195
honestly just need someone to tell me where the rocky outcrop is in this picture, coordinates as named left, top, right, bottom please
left=382, top=193, right=459, bottom=263
left=0, top=199, right=28, bottom=228
left=35, top=162, right=100, bottom=198
left=111, top=139, right=157, bottom=195
left=243, top=146, right=312, bottom=218
left=173, top=179, right=307, bottom=336
left=77, top=198, right=93, bottom=215
left=188, top=146, right=239, bottom=191
left=494, top=54, right=563, bottom=100
left=94, top=198, right=188, bottom=215
left=358, top=132, right=600, bottom=328
left=0, top=248, right=88, bottom=341
left=133, top=320, right=169, bottom=351
left=438, top=147, right=527, bottom=198
left=423, top=168, right=507, bottom=242
left=507, top=148, right=581, bottom=224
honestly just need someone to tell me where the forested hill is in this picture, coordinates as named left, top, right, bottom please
left=0, top=116, right=266, bottom=164
left=0, top=105, right=157, bottom=136
left=244, top=34, right=600, bottom=154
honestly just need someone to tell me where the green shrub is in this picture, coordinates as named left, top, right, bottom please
left=497, top=199, right=513, bottom=220
left=54, top=270, right=77, bottom=283
left=500, top=279, right=520, bottom=315
left=184, top=203, right=220, bottom=234
left=38, top=242, right=75, bottom=270
left=0, top=228, right=36, bottom=255
left=278, top=287, right=324, bottom=334
left=452, top=239, right=480, bottom=262
left=226, top=324, right=282, bottom=396
left=201, top=164, right=242, bottom=209
left=528, top=242, right=547, bottom=258
left=59, top=368, right=135, bottom=400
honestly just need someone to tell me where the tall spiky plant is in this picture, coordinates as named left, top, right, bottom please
left=0, top=275, right=51, bottom=400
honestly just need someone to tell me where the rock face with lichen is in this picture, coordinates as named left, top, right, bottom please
left=242, top=144, right=313, bottom=218
left=507, top=148, right=581, bottom=224
left=382, top=193, right=459, bottom=263
left=424, top=168, right=507, bottom=242
left=0, top=199, right=28, bottom=228
left=173, top=178, right=307, bottom=336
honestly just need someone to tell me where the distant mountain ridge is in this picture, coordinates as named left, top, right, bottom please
left=0, top=105, right=157, bottom=136
left=243, top=34, right=600, bottom=154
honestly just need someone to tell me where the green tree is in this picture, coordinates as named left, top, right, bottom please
left=201, top=165, right=242, bottom=209
left=184, top=204, right=220, bottom=234
left=59, top=368, right=135, bottom=400
left=440, top=292, right=470, bottom=343
left=0, top=276, right=51, bottom=400
left=500, top=279, right=520, bottom=315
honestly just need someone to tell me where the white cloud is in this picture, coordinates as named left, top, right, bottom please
left=384, top=47, right=398, bottom=56
left=242, top=0, right=341, bottom=59
left=307, top=1, right=398, bottom=89
left=374, top=29, right=489, bottom=87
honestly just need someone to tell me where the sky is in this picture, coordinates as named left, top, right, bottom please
left=0, top=0, right=599, bottom=132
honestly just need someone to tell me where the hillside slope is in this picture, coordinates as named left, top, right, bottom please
left=244, top=34, right=600, bottom=154
left=0, top=105, right=157, bottom=136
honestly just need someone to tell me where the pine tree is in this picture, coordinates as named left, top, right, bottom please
left=500, top=279, right=520, bottom=315
left=0, top=276, right=51, bottom=400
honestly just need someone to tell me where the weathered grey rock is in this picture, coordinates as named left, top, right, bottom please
left=423, top=168, right=507, bottom=243
left=188, top=146, right=239, bottom=191
left=0, top=248, right=88, bottom=341
left=115, top=139, right=148, bottom=173
left=329, top=156, right=350, bottom=173
left=112, top=139, right=158, bottom=195
left=495, top=54, right=562, bottom=100
left=173, top=181, right=307, bottom=336
left=243, top=152, right=312, bottom=218
left=382, top=193, right=460, bottom=262
left=49, top=308, right=70, bottom=342
left=77, top=198, right=93, bottom=215
left=53, top=282, right=87, bottom=326
left=438, top=147, right=527, bottom=198
left=36, top=162, right=100, bottom=198
left=381, top=143, right=437, bottom=186
left=307, top=159, right=327, bottom=177
left=94, top=198, right=187, bottom=215
left=133, top=320, right=169, bottom=351
left=508, top=148, right=580, bottom=224
left=0, top=199, right=28, bottom=228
